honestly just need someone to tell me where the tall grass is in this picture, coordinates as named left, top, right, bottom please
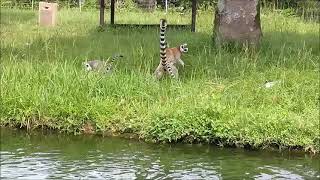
left=0, top=8, right=319, bottom=152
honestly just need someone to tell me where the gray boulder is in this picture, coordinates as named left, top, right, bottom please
left=213, top=0, right=262, bottom=47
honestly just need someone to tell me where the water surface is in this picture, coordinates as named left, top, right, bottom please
left=1, top=128, right=319, bottom=179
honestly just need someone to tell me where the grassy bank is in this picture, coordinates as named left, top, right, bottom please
left=0, top=8, right=319, bottom=152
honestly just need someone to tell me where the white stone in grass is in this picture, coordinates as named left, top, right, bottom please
left=264, top=80, right=281, bottom=89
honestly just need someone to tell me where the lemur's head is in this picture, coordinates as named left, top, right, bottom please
left=179, top=43, right=188, bottom=53
left=83, top=62, right=92, bottom=71
left=83, top=60, right=101, bottom=71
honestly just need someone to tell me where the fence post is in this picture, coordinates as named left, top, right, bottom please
left=99, top=0, right=105, bottom=26
left=111, top=0, right=115, bottom=24
left=191, top=0, right=197, bottom=32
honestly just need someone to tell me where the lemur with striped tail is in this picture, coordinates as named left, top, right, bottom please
left=83, top=54, right=123, bottom=74
left=154, top=18, right=188, bottom=80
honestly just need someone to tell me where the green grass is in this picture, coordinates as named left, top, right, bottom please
left=0, top=8, right=319, bottom=152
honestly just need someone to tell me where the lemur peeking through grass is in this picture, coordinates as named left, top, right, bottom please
left=83, top=54, right=123, bottom=74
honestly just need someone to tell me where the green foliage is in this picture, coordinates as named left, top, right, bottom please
left=261, top=0, right=299, bottom=8
left=1, top=0, right=319, bottom=22
left=0, top=8, right=319, bottom=152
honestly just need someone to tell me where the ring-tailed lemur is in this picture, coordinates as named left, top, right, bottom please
left=83, top=54, right=123, bottom=74
left=154, top=19, right=188, bottom=80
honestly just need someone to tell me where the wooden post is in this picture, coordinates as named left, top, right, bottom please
left=110, top=0, right=115, bottom=25
left=165, top=0, right=168, bottom=14
left=99, top=0, right=105, bottom=26
left=191, top=0, right=197, bottom=32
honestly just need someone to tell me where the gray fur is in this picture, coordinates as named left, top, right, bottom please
left=83, top=54, right=123, bottom=74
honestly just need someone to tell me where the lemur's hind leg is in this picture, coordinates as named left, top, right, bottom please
left=154, top=64, right=165, bottom=80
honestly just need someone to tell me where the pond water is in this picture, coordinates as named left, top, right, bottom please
left=1, top=128, right=319, bottom=179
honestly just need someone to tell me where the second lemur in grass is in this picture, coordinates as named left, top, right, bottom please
left=154, top=18, right=188, bottom=80
left=83, top=54, right=123, bottom=74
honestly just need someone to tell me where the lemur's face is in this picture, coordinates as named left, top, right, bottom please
left=180, top=43, right=188, bottom=53
left=83, top=62, right=92, bottom=71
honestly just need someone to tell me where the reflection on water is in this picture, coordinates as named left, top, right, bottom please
left=1, top=128, right=319, bottom=179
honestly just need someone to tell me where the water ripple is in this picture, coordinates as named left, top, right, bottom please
left=1, top=129, right=319, bottom=179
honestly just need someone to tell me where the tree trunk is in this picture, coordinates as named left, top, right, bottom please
left=213, top=0, right=262, bottom=47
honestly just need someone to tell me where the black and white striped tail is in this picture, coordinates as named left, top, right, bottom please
left=109, top=54, right=123, bottom=64
left=160, top=19, right=167, bottom=69
left=105, top=54, right=123, bottom=73
left=159, top=19, right=175, bottom=78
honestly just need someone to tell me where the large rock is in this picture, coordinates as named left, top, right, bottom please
left=213, top=0, right=262, bottom=47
